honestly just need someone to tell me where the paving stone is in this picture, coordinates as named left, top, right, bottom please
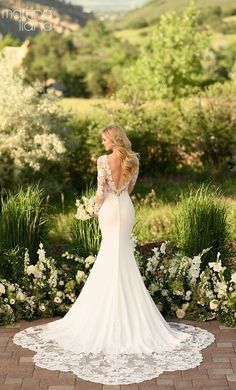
left=156, top=379, right=174, bottom=385
left=203, top=388, right=229, bottom=390
left=120, top=385, right=139, bottom=390
left=217, top=343, right=234, bottom=348
left=138, top=383, right=157, bottom=390
left=174, top=380, right=193, bottom=388
left=5, top=376, right=22, bottom=384
left=19, top=356, right=33, bottom=363
left=193, top=378, right=228, bottom=386
left=151, top=387, right=175, bottom=390
left=5, top=324, right=21, bottom=329
left=48, top=386, right=75, bottom=390
left=208, top=369, right=233, bottom=375
left=227, top=374, right=236, bottom=382
left=103, top=386, right=120, bottom=390
left=75, top=380, right=102, bottom=389
left=213, top=357, right=231, bottom=363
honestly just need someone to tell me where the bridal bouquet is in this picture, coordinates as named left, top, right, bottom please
left=75, top=196, right=96, bottom=221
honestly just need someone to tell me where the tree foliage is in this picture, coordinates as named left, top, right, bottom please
left=117, top=3, right=210, bottom=102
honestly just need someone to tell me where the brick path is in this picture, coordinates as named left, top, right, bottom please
left=0, top=317, right=235, bottom=390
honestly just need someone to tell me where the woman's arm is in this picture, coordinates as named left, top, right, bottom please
left=94, top=157, right=107, bottom=217
left=128, top=165, right=139, bottom=195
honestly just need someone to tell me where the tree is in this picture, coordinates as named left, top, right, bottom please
left=117, top=2, right=210, bottom=102
left=0, top=34, right=21, bottom=52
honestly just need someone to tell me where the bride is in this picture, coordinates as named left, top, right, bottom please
left=13, top=124, right=215, bottom=385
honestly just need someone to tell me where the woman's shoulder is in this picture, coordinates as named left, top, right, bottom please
left=97, top=154, right=107, bottom=160
left=97, top=155, right=107, bottom=167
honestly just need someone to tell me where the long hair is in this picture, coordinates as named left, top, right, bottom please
left=102, top=124, right=140, bottom=180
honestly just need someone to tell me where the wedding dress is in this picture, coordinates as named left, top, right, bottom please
left=13, top=154, right=215, bottom=385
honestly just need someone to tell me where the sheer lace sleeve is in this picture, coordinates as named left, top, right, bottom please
left=128, top=163, right=139, bottom=194
left=94, top=156, right=107, bottom=215
left=131, top=165, right=139, bottom=186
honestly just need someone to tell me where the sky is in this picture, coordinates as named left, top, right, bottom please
left=66, top=0, right=148, bottom=12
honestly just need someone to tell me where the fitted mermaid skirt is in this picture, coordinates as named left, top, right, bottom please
left=13, top=191, right=215, bottom=384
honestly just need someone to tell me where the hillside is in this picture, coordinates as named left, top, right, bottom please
left=112, top=0, right=236, bottom=29
left=0, top=0, right=95, bottom=41
left=68, top=0, right=148, bottom=13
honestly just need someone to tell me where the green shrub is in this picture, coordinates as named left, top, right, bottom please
left=0, top=247, right=23, bottom=283
left=173, top=184, right=231, bottom=269
left=0, top=184, right=48, bottom=259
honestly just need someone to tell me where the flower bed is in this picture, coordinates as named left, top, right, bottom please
left=0, top=241, right=235, bottom=327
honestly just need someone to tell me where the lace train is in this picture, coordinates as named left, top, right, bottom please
left=13, top=321, right=215, bottom=385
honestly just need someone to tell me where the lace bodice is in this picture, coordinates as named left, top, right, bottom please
left=94, top=154, right=139, bottom=214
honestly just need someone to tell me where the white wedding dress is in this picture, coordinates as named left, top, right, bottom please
left=13, top=154, right=215, bottom=385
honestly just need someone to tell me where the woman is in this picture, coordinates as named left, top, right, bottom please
left=13, top=124, right=214, bottom=385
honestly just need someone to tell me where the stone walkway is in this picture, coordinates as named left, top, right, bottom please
left=0, top=317, right=235, bottom=390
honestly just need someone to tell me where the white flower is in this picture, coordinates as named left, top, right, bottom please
left=231, top=272, right=236, bottom=284
left=149, top=283, right=159, bottom=294
left=173, top=290, right=184, bottom=296
left=26, top=265, right=36, bottom=275
left=161, top=289, right=168, bottom=296
left=16, top=291, right=26, bottom=301
left=37, top=243, right=46, bottom=262
left=59, top=280, right=64, bottom=286
left=208, top=261, right=226, bottom=273
left=160, top=242, right=166, bottom=254
left=185, top=290, right=192, bottom=300
left=0, top=283, right=6, bottom=295
left=54, top=296, right=62, bottom=304
left=85, top=255, right=96, bottom=268
left=193, top=255, right=201, bottom=264
left=56, top=291, right=64, bottom=297
left=39, top=304, right=46, bottom=312
left=10, top=298, right=15, bottom=305
left=152, top=247, right=160, bottom=257
left=176, top=308, right=186, bottom=319
left=210, top=299, right=219, bottom=310
left=182, top=303, right=189, bottom=310
left=76, top=270, right=85, bottom=284
left=206, top=290, right=214, bottom=299
left=216, top=281, right=227, bottom=299
left=8, top=284, right=16, bottom=292
left=34, top=268, right=43, bottom=279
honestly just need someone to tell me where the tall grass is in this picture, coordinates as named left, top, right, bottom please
left=173, top=183, right=231, bottom=268
left=70, top=185, right=101, bottom=257
left=0, top=184, right=48, bottom=259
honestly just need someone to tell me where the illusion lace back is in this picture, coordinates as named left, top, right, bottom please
left=13, top=154, right=215, bottom=385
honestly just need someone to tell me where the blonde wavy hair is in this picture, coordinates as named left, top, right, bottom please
left=102, top=124, right=140, bottom=181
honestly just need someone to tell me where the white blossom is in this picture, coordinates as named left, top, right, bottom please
left=16, top=291, right=26, bottom=301
left=76, top=270, right=85, bottom=284
left=176, top=308, right=186, bottom=318
left=210, top=299, right=220, bottom=310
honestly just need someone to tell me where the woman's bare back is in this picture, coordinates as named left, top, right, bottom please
left=107, top=154, right=126, bottom=191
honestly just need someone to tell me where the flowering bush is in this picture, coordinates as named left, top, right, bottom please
left=0, top=54, right=68, bottom=188
left=0, top=243, right=96, bottom=325
left=137, top=242, right=236, bottom=327
left=0, top=241, right=235, bottom=327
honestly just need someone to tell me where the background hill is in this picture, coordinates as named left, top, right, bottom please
left=67, top=0, right=148, bottom=13
left=112, top=0, right=236, bottom=29
left=0, top=0, right=95, bottom=40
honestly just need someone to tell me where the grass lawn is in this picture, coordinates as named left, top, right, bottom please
left=47, top=176, right=236, bottom=250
